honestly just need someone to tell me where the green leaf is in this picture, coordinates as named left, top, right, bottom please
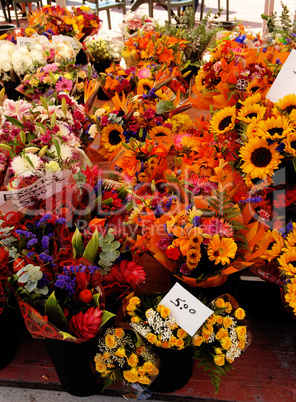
left=20, top=130, right=26, bottom=144
left=40, top=97, right=49, bottom=111
left=156, top=100, right=174, bottom=114
left=44, top=291, right=68, bottom=331
left=100, top=310, right=116, bottom=328
left=50, top=112, right=57, bottom=128
left=72, top=226, right=85, bottom=258
left=24, top=155, right=35, bottom=169
left=4, top=115, right=26, bottom=130
left=61, top=331, right=77, bottom=341
left=83, top=229, right=99, bottom=263
left=52, top=138, right=61, bottom=158
left=62, top=96, right=67, bottom=117
left=92, top=292, right=101, bottom=307
left=49, top=71, right=57, bottom=85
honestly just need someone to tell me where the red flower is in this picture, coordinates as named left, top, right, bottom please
left=69, top=306, right=103, bottom=340
left=75, top=271, right=91, bottom=293
left=104, top=260, right=146, bottom=286
left=165, top=247, right=181, bottom=261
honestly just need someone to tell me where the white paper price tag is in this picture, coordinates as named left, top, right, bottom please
left=159, top=282, right=214, bottom=337
left=266, top=49, right=296, bottom=103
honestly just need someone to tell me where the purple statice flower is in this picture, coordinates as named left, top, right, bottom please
left=240, top=196, right=263, bottom=203
left=27, top=238, right=38, bottom=248
left=192, top=216, right=201, bottom=227
left=41, top=235, right=50, bottom=250
left=56, top=218, right=66, bottom=225
left=88, top=265, right=100, bottom=274
left=276, top=142, right=285, bottom=152
left=27, top=251, right=35, bottom=258
left=156, top=237, right=171, bottom=250
left=235, top=34, right=246, bottom=44
left=36, top=214, right=52, bottom=227
left=39, top=253, right=53, bottom=264
left=38, top=274, right=50, bottom=288
left=55, top=274, right=76, bottom=296
left=154, top=205, right=164, bottom=218
left=15, top=229, right=36, bottom=239
left=185, top=204, right=193, bottom=211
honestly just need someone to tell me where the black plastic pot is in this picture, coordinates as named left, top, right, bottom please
left=0, top=305, right=21, bottom=370
left=148, top=345, right=194, bottom=393
left=43, top=337, right=104, bottom=396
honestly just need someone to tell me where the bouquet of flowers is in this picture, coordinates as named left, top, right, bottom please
left=92, top=326, right=159, bottom=396
left=119, top=11, right=165, bottom=39
left=0, top=40, right=47, bottom=83
left=83, top=31, right=122, bottom=64
left=16, top=60, right=94, bottom=101
left=0, top=92, right=89, bottom=188
left=4, top=211, right=114, bottom=342
left=192, top=294, right=250, bottom=393
left=123, top=293, right=192, bottom=349
left=71, top=6, right=102, bottom=37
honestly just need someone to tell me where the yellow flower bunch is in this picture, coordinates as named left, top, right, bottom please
left=124, top=294, right=192, bottom=350
left=93, top=326, right=159, bottom=390
left=192, top=296, right=248, bottom=367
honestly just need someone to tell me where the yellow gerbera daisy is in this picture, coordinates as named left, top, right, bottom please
left=256, top=230, right=284, bottom=262
left=283, top=132, right=296, bottom=157
left=210, top=106, right=236, bottom=135
left=237, top=103, right=266, bottom=124
left=207, top=234, right=237, bottom=265
left=101, top=124, right=124, bottom=153
left=256, top=116, right=292, bottom=141
left=239, top=137, right=282, bottom=179
left=278, top=248, right=296, bottom=276
left=273, top=94, right=296, bottom=118
left=148, top=126, right=173, bottom=148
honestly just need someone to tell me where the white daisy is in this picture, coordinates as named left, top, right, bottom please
left=10, top=153, right=43, bottom=178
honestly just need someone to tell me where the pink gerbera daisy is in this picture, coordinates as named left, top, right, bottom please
left=55, top=78, right=73, bottom=93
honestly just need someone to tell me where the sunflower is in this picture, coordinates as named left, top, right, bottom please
left=137, top=79, right=154, bottom=94
left=283, top=223, right=296, bottom=250
left=239, top=137, right=282, bottom=179
left=273, top=94, right=296, bottom=118
left=245, top=78, right=269, bottom=97
left=239, top=93, right=262, bottom=107
left=237, top=103, right=266, bottom=124
left=207, top=235, right=237, bottom=265
left=277, top=249, right=296, bottom=276
left=186, top=247, right=201, bottom=270
left=255, top=230, right=284, bottom=262
left=210, top=106, right=236, bottom=135
left=148, top=126, right=173, bottom=148
left=283, top=132, right=296, bottom=157
left=101, top=124, right=124, bottom=153
left=256, top=116, right=292, bottom=141
left=284, top=277, right=296, bottom=314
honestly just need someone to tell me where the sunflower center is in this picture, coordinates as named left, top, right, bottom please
left=213, top=250, right=220, bottom=257
left=143, top=84, right=151, bottom=91
left=155, top=132, right=166, bottom=137
left=108, top=130, right=122, bottom=146
left=267, top=128, right=284, bottom=137
left=218, top=116, right=232, bottom=131
left=251, top=86, right=260, bottom=93
left=250, top=147, right=272, bottom=168
left=246, top=113, right=257, bottom=119
left=267, top=241, right=275, bottom=250
left=284, top=105, right=296, bottom=114
left=290, top=140, right=296, bottom=150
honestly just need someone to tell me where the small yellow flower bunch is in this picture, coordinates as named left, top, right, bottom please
left=93, top=326, right=159, bottom=391
left=192, top=295, right=250, bottom=393
left=124, top=294, right=192, bottom=350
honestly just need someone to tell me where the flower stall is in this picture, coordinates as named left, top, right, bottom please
left=1, top=2, right=296, bottom=401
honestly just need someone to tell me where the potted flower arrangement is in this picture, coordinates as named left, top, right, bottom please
left=122, top=292, right=194, bottom=393
left=3, top=210, right=114, bottom=396
left=192, top=294, right=251, bottom=393
left=119, top=11, right=165, bottom=39
left=92, top=326, right=159, bottom=398
left=83, top=31, right=122, bottom=73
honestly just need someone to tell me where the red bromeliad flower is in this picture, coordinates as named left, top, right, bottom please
left=104, top=260, right=146, bottom=287
left=102, top=190, right=124, bottom=211
left=69, top=306, right=103, bottom=340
